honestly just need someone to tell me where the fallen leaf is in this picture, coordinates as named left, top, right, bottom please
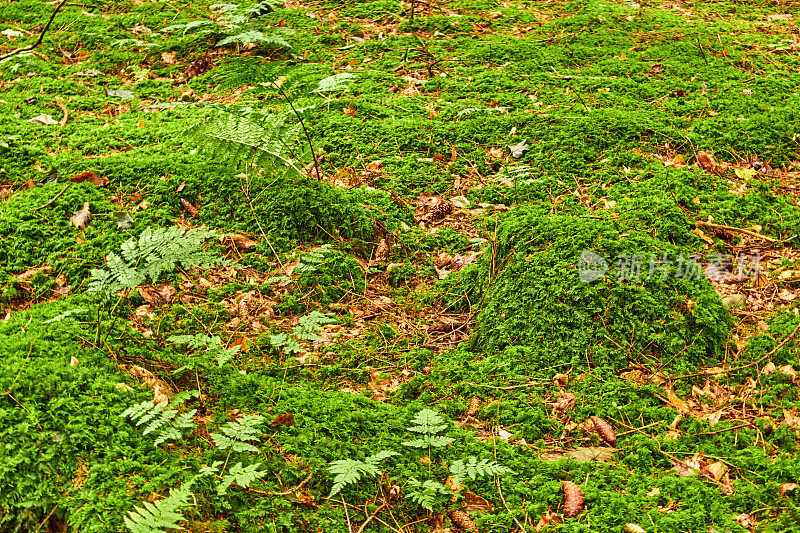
left=534, top=510, right=562, bottom=530
left=28, top=114, right=59, bottom=125
left=69, top=202, right=92, bottom=229
left=780, top=483, right=799, bottom=496
left=463, top=490, right=494, bottom=512
left=71, top=171, right=109, bottom=187
left=114, top=212, right=135, bottom=229
left=107, top=88, right=135, bottom=100
left=180, top=198, right=199, bottom=218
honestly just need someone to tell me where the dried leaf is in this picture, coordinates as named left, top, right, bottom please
left=464, top=490, right=494, bottom=512
left=589, top=416, right=617, bottom=446
left=114, top=212, right=135, bottom=230
left=28, top=114, right=59, bottom=125
left=508, top=139, right=531, bottom=159
left=70, top=356, right=79, bottom=366
left=107, top=88, right=135, bottom=100
left=697, top=151, right=723, bottom=175
left=563, top=446, right=615, bottom=463
left=69, top=202, right=92, bottom=230
left=71, top=171, right=109, bottom=187
left=535, top=510, right=562, bottom=530
left=780, top=483, right=799, bottom=496
left=561, top=480, right=584, bottom=518
left=180, top=198, right=199, bottom=218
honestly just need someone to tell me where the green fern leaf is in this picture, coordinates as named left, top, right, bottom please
left=405, top=478, right=452, bottom=511
left=406, top=409, right=449, bottom=435
left=124, top=485, right=192, bottom=533
left=327, top=451, right=397, bottom=497
left=217, top=462, right=266, bottom=495
left=449, top=457, right=513, bottom=489
left=312, top=73, right=356, bottom=94
left=210, top=414, right=264, bottom=452
left=217, top=28, right=293, bottom=48
left=89, top=226, right=223, bottom=294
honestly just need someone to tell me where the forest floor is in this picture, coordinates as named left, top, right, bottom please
left=2, top=0, right=800, bottom=531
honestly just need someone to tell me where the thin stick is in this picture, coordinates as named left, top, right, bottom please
left=33, top=504, right=59, bottom=533
left=695, top=220, right=777, bottom=243
left=0, top=0, right=70, bottom=61
left=355, top=502, right=387, bottom=533
left=272, top=81, right=322, bottom=181
left=34, top=182, right=72, bottom=210
left=496, top=477, right=528, bottom=532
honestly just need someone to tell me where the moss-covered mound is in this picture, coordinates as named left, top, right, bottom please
left=460, top=206, right=731, bottom=371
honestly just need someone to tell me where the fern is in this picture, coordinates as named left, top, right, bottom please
left=88, top=226, right=223, bottom=294
left=449, top=457, right=514, bottom=490
left=405, top=478, right=452, bottom=511
left=181, top=108, right=304, bottom=174
left=217, top=462, right=266, bottom=495
left=120, top=390, right=199, bottom=446
left=210, top=414, right=264, bottom=452
left=402, top=409, right=455, bottom=449
left=311, top=72, right=357, bottom=94
left=168, top=333, right=240, bottom=367
left=217, top=28, right=293, bottom=49
left=327, top=450, right=398, bottom=497
left=294, top=244, right=334, bottom=274
left=269, top=310, right=337, bottom=356
left=123, top=484, right=192, bottom=533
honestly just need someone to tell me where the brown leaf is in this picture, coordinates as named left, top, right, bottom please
left=562, top=480, right=585, bottom=518
left=180, top=198, right=199, bottom=218
left=161, top=52, right=176, bottom=64
left=551, top=391, right=576, bottom=412
left=270, top=413, right=295, bottom=426
left=534, top=510, right=562, bottom=530
left=784, top=409, right=800, bottom=428
left=175, top=181, right=186, bottom=193
left=780, top=483, right=799, bottom=496
left=227, top=233, right=258, bottom=249
left=589, top=416, right=617, bottom=446
left=697, top=151, right=723, bottom=175
left=71, top=171, right=108, bottom=186
left=138, top=284, right=177, bottom=307
left=374, top=238, right=390, bottom=262
left=464, top=490, right=494, bottom=512
left=69, top=202, right=92, bottom=229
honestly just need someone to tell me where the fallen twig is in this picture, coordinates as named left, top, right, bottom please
left=695, top=220, right=777, bottom=243
left=34, top=182, right=72, bottom=211
left=0, top=0, right=70, bottom=61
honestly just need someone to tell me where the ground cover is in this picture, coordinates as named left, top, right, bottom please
left=2, top=0, right=800, bottom=531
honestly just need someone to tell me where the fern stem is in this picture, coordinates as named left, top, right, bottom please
left=272, top=81, right=322, bottom=181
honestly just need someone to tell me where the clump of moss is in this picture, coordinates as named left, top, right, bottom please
left=448, top=205, right=730, bottom=372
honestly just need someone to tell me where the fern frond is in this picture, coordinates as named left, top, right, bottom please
left=327, top=451, right=397, bottom=497
left=123, top=484, right=192, bottom=533
left=405, top=478, right=452, bottom=511
left=406, top=409, right=449, bottom=435
left=121, top=391, right=199, bottom=446
left=449, top=457, right=513, bottom=489
left=88, top=226, right=224, bottom=294
left=217, top=462, right=266, bottom=495
left=210, top=414, right=264, bottom=452
left=217, top=28, right=294, bottom=49
left=402, top=435, right=455, bottom=449
left=181, top=110, right=304, bottom=174
left=169, top=334, right=240, bottom=367
left=311, top=73, right=356, bottom=94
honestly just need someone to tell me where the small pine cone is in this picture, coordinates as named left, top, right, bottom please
left=561, top=481, right=585, bottom=518
left=590, top=416, right=617, bottom=446
left=466, top=396, right=481, bottom=417
left=430, top=201, right=453, bottom=221
left=449, top=510, right=479, bottom=533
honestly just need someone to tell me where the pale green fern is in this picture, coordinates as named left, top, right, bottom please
left=327, top=450, right=398, bottom=497
left=124, top=483, right=193, bottom=533
left=269, top=310, right=337, bottom=356
left=182, top=108, right=304, bottom=174
left=210, top=414, right=264, bottom=452
left=217, top=462, right=267, bottom=495
left=168, top=333, right=240, bottom=367
left=88, top=226, right=223, bottom=294
left=120, top=390, right=199, bottom=446
left=405, top=478, right=452, bottom=511
left=402, top=409, right=454, bottom=449
left=449, top=457, right=513, bottom=490
left=217, top=28, right=293, bottom=49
